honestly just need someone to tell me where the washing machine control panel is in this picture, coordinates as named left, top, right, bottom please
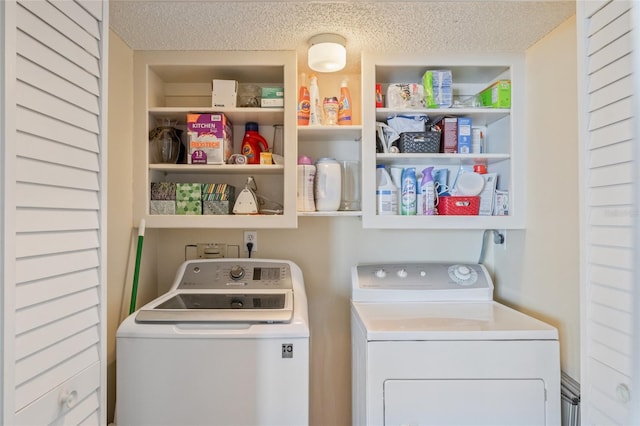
left=353, top=262, right=493, bottom=302
left=176, top=260, right=293, bottom=290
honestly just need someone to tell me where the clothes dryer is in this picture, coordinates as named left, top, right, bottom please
left=351, top=262, right=560, bottom=426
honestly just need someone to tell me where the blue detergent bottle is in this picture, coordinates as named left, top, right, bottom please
left=401, top=167, right=417, bottom=215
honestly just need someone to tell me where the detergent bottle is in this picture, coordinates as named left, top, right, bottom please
left=297, top=73, right=310, bottom=125
left=338, top=79, right=353, bottom=125
left=241, top=122, right=269, bottom=164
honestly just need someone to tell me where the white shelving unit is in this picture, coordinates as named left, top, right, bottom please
left=133, top=51, right=297, bottom=228
left=361, top=52, right=526, bottom=229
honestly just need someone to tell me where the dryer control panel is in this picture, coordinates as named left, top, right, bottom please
left=352, top=262, right=494, bottom=302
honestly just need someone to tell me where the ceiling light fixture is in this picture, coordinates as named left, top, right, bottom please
left=308, top=33, right=346, bottom=73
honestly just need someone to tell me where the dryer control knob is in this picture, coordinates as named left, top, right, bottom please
left=397, top=268, right=408, bottom=278
left=230, top=265, right=245, bottom=280
left=375, top=269, right=387, bottom=279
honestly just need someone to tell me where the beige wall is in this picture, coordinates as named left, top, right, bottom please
left=107, top=16, right=580, bottom=425
left=493, top=16, right=580, bottom=379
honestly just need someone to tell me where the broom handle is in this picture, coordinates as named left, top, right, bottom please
left=128, top=219, right=146, bottom=315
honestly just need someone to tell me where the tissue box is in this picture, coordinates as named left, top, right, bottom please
left=212, top=79, right=238, bottom=108
left=202, top=183, right=235, bottom=215
left=150, top=200, right=175, bottom=215
left=479, top=80, right=511, bottom=108
left=176, top=183, right=202, bottom=201
left=176, top=200, right=202, bottom=215
left=187, top=113, right=233, bottom=164
left=260, top=87, right=284, bottom=108
left=150, top=182, right=176, bottom=200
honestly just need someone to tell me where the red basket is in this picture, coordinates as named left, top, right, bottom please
left=438, top=196, right=480, bottom=215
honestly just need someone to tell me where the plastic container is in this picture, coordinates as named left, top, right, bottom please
left=401, top=167, right=417, bottom=215
left=323, top=97, right=339, bottom=125
left=297, top=156, right=316, bottom=212
left=241, top=122, right=269, bottom=164
left=376, top=164, right=398, bottom=215
left=314, top=158, right=341, bottom=211
left=338, top=80, right=353, bottom=125
left=309, top=74, right=321, bottom=126
left=297, top=75, right=310, bottom=125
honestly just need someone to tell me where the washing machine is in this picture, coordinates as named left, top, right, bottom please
left=351, top=262, right=560, bottom=426
left=116, top=259, right=309, bottom=426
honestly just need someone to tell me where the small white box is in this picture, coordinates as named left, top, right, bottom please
left=212, top=79, right=238, bottom=108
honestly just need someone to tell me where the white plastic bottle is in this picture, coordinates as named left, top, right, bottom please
left=376, top=164, right=398, bottom=215
left=314, top=158, right=341, bottom=211
left=309, top=74, right=322, bottom=125
left=297, top=156, right=316, bottom=212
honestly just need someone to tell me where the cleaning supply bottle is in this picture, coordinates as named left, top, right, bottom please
left=401, top=167, right=417, bottom=215
left=309, top=74, right=321, bottom=125
left=421, top=166, right=436, bottom=215
left=297, top=73, right=310, bottom=126
left=338, top=79, right=353, bottom=125
left=297, top=156, right=316, bottom=212
left=241, top=122, right=269, bottom=164
left=376, top=164, right=398, bottom=215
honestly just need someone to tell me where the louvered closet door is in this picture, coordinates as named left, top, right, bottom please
left=578, top=0, right=638, bottom=424
left=2, top=0, right=108, bottom=424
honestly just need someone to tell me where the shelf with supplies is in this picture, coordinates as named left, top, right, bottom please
left=361, top=52, right=526, bottom=229
left=134, top=50, right=298, bottom=229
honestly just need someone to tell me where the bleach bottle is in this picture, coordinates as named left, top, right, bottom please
left=401, top=167, right=417, bottom=215
left=376, top=164, right=398, bottom=215
left=241, top=122, right=269, bottom=164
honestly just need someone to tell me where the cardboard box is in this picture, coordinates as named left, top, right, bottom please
left=212, top=79, right=238, bottom=108
left=176, top=183, right=202, bottom=201
left=440, top=117, right=458, bottom=153
left=457, top=117, right=472, bottom=154
left=187, top=113, right=233, bottom=164
left=150, top=200, right=175, bottom=215
left=260, top=87, right=284, bottom=108
left=150, top=182, right=176, bottom=200
left=202, top=183, right=235, bottom=215
left=176, top=200, right=202, bottom=215
left=479, top=80, right=511, bottom=108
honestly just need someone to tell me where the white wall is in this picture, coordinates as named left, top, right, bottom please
left=493, top=16, right=580, bottom=380
left=106, top=15, right=580, bottom=426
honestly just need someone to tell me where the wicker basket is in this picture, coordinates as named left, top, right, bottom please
left=438, top=196, right=480, bottom=215
left=398, top=131, right=441, bottom=153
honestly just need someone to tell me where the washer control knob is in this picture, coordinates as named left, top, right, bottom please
left=375, top=269, right=387, bottom=279
left=397, top=268, right=408, bottom=278
left=420, top=270, right=427, bottom=277
left=455, top=265, right=471, bottom=280
left=230, top=265, right=245, bottom=280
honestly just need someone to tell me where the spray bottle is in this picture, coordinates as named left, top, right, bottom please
left=421, top=166, right=436, bottom=215
left=309, top=74, right=322, bottom=125
left=401, top=167, right=417, bottom=215
left=338, top=79, right=353, bottom=125
left=241, top=122, right=269, bottom=164
left=297, top=73, right=310, bottom=125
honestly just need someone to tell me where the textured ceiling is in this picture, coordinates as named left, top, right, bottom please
left=109, top=1, right=576, bottom=72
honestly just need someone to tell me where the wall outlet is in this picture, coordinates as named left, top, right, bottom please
left=244, top=231, right=257, bottom=252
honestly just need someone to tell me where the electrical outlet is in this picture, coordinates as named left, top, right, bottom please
left=244, top=231, right=257, bottom=252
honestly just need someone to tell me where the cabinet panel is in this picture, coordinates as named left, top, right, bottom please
left=133, top=51, right=297, bottom=228
left=361, top=53, right=525, bottom=229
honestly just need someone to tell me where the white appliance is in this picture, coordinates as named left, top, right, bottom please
left=351, top=262, right=560, bottom=426
left=117, top=259, right=309, bottom=426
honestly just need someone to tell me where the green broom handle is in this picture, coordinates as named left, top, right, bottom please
left=129, top=219, right=146, bottom=314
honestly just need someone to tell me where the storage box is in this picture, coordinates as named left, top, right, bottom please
left=176, top=200, right=202, bottom=215
left=457, top=117, right=472, bottom=154
left=176, top=183, right=202, bottom=201
left=150, top=200, right=175, bottom=215
left=202, top=183, right=235, bottom=215
left=150, top=182, right=176, bottom=200
left=187, top=113, right=233, bottom=164
left=423, top=70, right=452, bottom=108
left=479, top=80, right=511, bottom=108
left=260, top=87, right=284, bottom=108
left=438, top=196, right=480, bottom=215
left=212, top=79, right=238, bottom=108
left=398, top=131, right=441, bottom=153
left=439, top=117, right=458, bottom=153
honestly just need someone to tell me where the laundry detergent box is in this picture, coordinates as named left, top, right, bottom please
left=479, top=80, right=511, bottom=108
left=187, top=113, right=233, bottom=164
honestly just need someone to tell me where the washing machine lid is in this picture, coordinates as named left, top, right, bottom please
left=135, top=289, right=294, bottom=323
left=351, top=301, right=558, bottom=341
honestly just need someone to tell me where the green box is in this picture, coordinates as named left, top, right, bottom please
left=261, top=87, right=284, bottom=108
left=479, top=80, right=511, bottom=108
left=176, top=200, right=202, bottom=215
